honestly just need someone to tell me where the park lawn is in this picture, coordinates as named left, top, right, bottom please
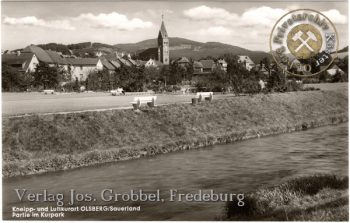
left=2, top=90, right=348, bottom=177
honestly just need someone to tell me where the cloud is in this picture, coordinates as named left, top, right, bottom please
left=3, top=11, right=154, bottom=32
left=183, top=5, right=238, bottom=21
left=133, top=9, right=174, bottom=20
left=3, top=16, right=75, bottom=30
left=240, top=7, right=286, bottom=26
left=183, top=6, right=287, bottom=47
left=183, top=5, right=347, bottom=51
left=184, top=5, right=347, bottom=27
left=183, top=5, right=287, bottom=27
left=321, top=9, right=347, bottom=24
left=199, top=26, right=233, bottom=36
left=76, top=12, right=153, bottom=30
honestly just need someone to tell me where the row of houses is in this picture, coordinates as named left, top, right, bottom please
left=3, top=44, right=257, bottom=81
left=2, top=45, right=169, bottom=81
left=2, top=45, right=104, bottom=81
left=4, top=44, right=273, bottom=83
left=177, top=55, right=258, bottom=74
left=172, top=57, right=228, bottom=74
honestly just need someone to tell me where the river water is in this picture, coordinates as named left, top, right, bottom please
left=3, top=123, right=348, bottom=220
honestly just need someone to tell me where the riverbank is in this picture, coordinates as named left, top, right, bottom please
left=223, top=174, right=348, bottom=221
left=2, top=90, right=348, bottom=177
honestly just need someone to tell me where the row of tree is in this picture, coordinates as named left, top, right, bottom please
left=74, top=54, right=290, bottom=94
left=2, top=54, right=346, bottom=93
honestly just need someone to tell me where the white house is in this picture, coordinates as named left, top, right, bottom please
left=23, top=45, right=70, bottom=72
left=238, top=55, right=255, bottom=71
left=66, top=58, right=103, bottom=81
left=326, top=64, right=345, bottom=76
left=2, top=52, right=39, bottom=73
left=145, top=58, right=163, bottom=68
left=217, top=59, right=228, bottom=72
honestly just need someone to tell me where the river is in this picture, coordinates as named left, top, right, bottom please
left=3, top=123, right=348, bottom=220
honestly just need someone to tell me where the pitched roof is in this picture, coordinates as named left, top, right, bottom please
left=2, top=52, right=35, bottom=72
left=46, top=50, right=67, bottom=65
left=199, top=59, right=215, bottom=69
left=22, top=45, right=69, bottom=65
left=23, top=45, right=53, bottom=63
left=193, top=61, right=203, bottom=68
left=238, top=55, right=255, bottom=65
left=66, top=58, right=100, bottom=66
left=100, top=57, right=115, bottom=70
left=109, top=60, right=121, bottom=68
left=128, top=58, right=137, bottom=66
left=2, top=52, right=34, bottom=65
left=118, top=57, right=132, bottom=66
left=177, top=57, right=190, bottom=63
left=135, top=60, right=147, bottom=66
left=159, top=20, right=168, bottom=38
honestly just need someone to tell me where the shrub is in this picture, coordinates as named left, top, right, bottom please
left=225, top=175, right=348, bottom=221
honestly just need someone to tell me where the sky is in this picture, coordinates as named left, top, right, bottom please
left=1, top=0, right=348, bottom=52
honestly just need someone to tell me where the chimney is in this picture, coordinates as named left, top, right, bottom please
left=128, top=53, right=131, bottom=59
left=17, top=51, right=21, bottom=56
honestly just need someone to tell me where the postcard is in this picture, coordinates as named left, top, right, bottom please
left=1, top=0, right=348, bottom=221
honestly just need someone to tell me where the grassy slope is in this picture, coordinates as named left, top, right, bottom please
left=2, top=90, right=348, bottom=177
left=224, top=175, right=348, bottom=221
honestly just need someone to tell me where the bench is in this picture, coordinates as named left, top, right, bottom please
left=43, top=90, right=55, bottom=95
left=131, top=96, right=157, bottom=110
left=196, top=92, right=213, bottom=102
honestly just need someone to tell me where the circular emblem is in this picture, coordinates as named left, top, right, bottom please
left=287, top=24, right=323, bottom=59
left=270, top=9, right=339, bottom=77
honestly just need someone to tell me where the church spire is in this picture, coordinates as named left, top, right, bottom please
left=157, top=13, right=169, bottom=65
left=159, top=15, right=168, bottom=38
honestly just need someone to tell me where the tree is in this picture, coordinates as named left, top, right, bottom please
left=144, top=66, right=161, bottom=91
left=169, top=63, right=184, bottom=85
left=33, top=62, right=62, bottom=89
left=195, top=67, right=228, bottom=92
left=261, top=57, right=272, bottom=77
left=266, top=63, right=286, bottom=92
left=331, top=70, right=343, bottom=83
left=224, top=54, right=248, bottom=94
left=159, top=65, right=170, bottom=89
left=86, top=69, right=113, bottom=91
left=73, top=77, right=80, bottom=92
left=2, top=64, right=33, bottom=91
left=318, top=71, right=327, bottom=83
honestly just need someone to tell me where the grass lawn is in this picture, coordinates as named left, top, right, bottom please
left=2, top=92, right=233, bottom=116
left=2, top=90, right=347, bottom=177
left=224, top=174, right=348, bottom=221
left=2, top=82, right=347, bottom=116
left=305, top=82, right=348, bottom=92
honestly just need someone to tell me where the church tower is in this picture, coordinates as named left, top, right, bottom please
left=158, top=16, right=169, bottom=65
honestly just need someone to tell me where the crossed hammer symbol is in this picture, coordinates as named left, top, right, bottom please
left=292, top=30, right=317, bottom=52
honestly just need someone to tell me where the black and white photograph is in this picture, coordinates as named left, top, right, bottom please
left=1, top=0, right=349, bottom=221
